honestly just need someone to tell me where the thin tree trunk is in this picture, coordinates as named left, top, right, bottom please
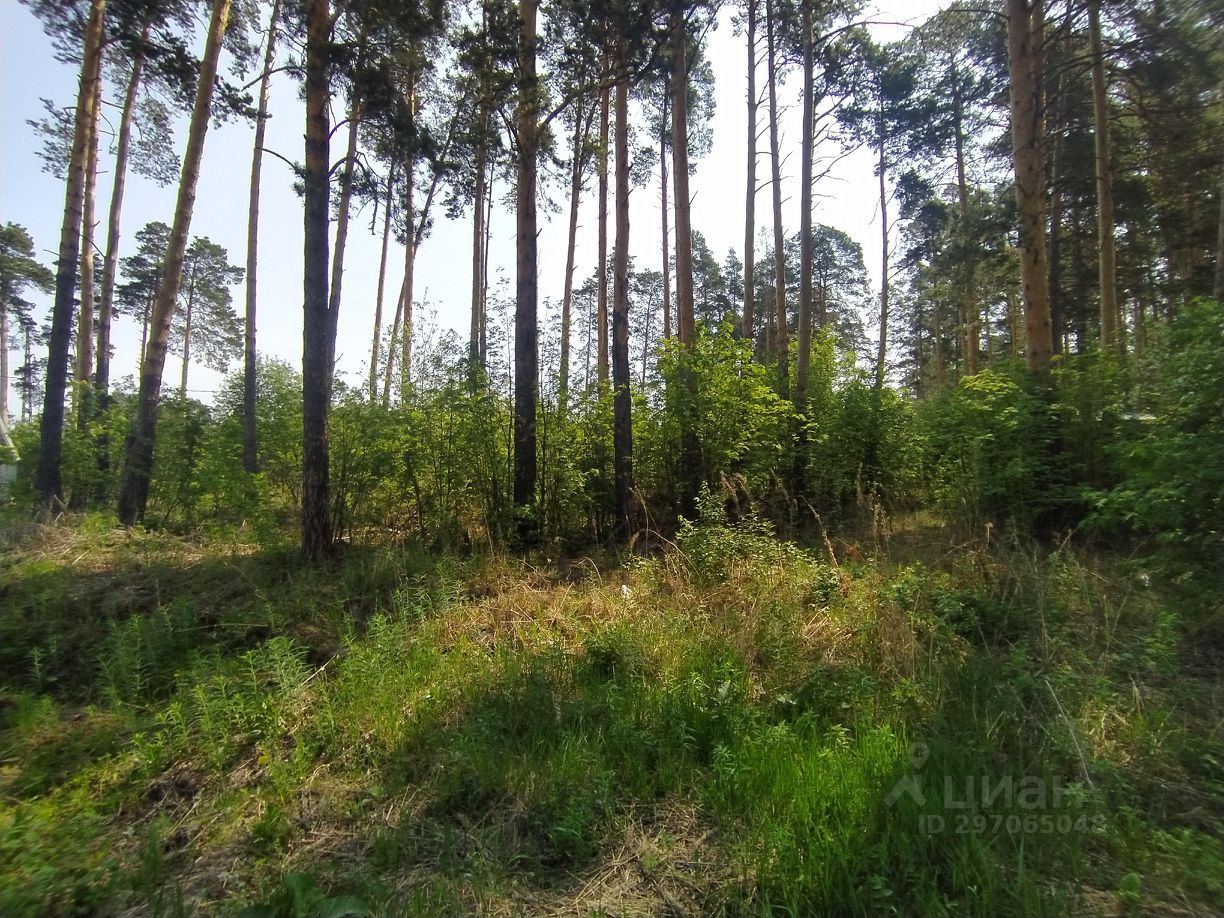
left=75, top=49, right=102, bottom=433
left=96, top=22, right=149, bottom=494
left=612, top=74, right=633, bottom=538
left=370, top=161, right=394, bottom=400
left=1007, top=0, right=1053, bottom=372
left=672, top=15, right=694, bottom=345
left=36, top=0, right=105, bottom=507
left=1216, top=82, right=1224, bottom=303
left=559, top=100, right=587, bottom=408
left=382, top=284, right=402, bottom=407
left=951, top=54, right=978, bottom=375
left=117, top=0, right=232, bottom=525
left=512, top=0, right=540, bottom=528
left=471, top=109, right=487, bottom=372
left=244, top=0, right=279, bottom=471
left=299, top=0, right=332, bottom=559
left=765, top=0, right=788, bottom=397
left=796, top=2, right=813, bottom=409
left=1088, top=0, right=1121, bottom=352
left=482, top=156, right=492, bottom=365
left=596, top=72, right=610, bottom=385
left=328, top=91, right=363, bottom=381
left=660, top=91, right=671, bottom=340
left=1, top=304, right=9, bottom=427
left=400, top=146, right=415, bottom=399
left=743, top=0, right=757, bottom=345
left=179, top=272, right=195, bottom=398
left=876, top=118, right=889, bottom=391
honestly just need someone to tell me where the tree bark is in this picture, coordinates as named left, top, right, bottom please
left=382, top=279, right=403, bottom=407
left=743, top=0, right=758, bottom=346
left=512, top=0, right=540, bottom=529
left=672, top=12, right=694, bottom=345
left=96, top=22, right=149, bottom=494
left=1, top=304, right=9, bottom=427
left=370, top=161, right=394, bottom=400
left=1215, top=81, right=1224, bottom=303
left=1007, top=0, right=1053, bottom=373
left=399, top=146, right=415, bottom=400
left=765, top=0, right=788, bottom=397
left=660, top=91, right=671, bottom=340
left=179, top=270, right=195, bottom=398
left=74, top=49, right=103, bottom=433
left=1088, top=0, right=1121, bottom=352
left=876, top=116, right=890, bottom=392
left=243, top=0, right=279, bottom=472
left=470, top=108, right=488, bottom=372
left=796, top=2, right=813, bottom=410
left=299, top=0, right=332, bottom=559
left=596, top=72, right=610, bottom=386
left=612, top=73, right=633, bottom=538
left=559, top=100, right=587, bottom=409
left=329, top=91, right=363, bottom=383
left=951, top=53, right=978, bottom=375
left=36, top=0, right=106, bottom=507
left=117, top=0, right=232, bottom=525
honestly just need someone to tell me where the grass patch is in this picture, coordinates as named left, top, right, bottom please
left=1, top=513, right=1220, bottom=916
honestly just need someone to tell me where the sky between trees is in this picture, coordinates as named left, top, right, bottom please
left=0, top=0, right=944, bottom=409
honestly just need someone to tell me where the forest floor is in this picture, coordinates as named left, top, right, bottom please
left=1, top=512, right=1221, bottom=917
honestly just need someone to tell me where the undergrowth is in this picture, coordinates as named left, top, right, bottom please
left=0, top=511, right=1220, bottom=916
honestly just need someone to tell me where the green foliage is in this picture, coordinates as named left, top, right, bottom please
left=1091, top=300, right=1224, bottom=605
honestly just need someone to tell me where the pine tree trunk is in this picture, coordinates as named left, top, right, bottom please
left=179, top=274, right=194, bottom=398
left=1088, top=0, right=1121, bottom=353
left=612, top=73, right=633, bottom=538
left=559, top=100, right=586, bottom=409
left=876, top=118, right=890, bottom=392
left=1007, top=0, right=1053, bottom=372
left=952, top=55, right=979, bottom=375
left=671, top=13, right=694, bottom=345
left=470, top=110, right=487, bottom=372
left=743, top=0, right=757, bottom=346
left=328, top=91, right=363, bottom=381
left=596, top=73, right=610, bottom=386
left=117, top=0, right=232, bottom=525
left=1, top=304, right=9, bottom=427
left=36, top=0, right=106, bottom=507
left=796, top=3, right=813, bottom=409
left=482, top=158, right=492, bottom=365
left=1215, top=82, right=1224, bottom=303
left=299, top=0, right=332, bottom=559
left=765, top=0, right=788, bottom=397
left=512, top=0, right=540, bottom=529
left=243, top=0, right=279, bottom=472
left=400, top=147, right=415, bottom=400
left=660, top=92, right=671, bottom=341
left=382, top=283, right=403, bottom=407
left=75, top=50, right=102, bottom=433
left=96, top=22, right=148, bottom=492
left=370, top=161, right=394, bottom=401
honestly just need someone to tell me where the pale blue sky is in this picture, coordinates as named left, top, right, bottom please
left=1, top=0, right=945, bottom=410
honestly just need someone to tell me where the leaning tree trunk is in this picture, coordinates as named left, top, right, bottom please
left=117, top=0, right=232, bottom=525
left=96, top=21, right=149, bottom=491
left=35, top=0, right=105, bottom=507
left=1007, top=0, right=1053, bottom=372
left=765, top=0, right=788, bottom=398
left=596, top=73, right=610, bottom=386
left=243, top=0, right=280, bottom=473
left=512, top=0, right=540, bottom=531
left=370, top=161, right=394, bottom=400
left=1088, top=0, right=1121, bottom=353
left=75, top=51, right=103, bottom=434
left=329, top=89, right=364, bottom=389
left=559, top=100, right=587, bottom=409
left=611, top=73, right=634, bottom=538
left=299, top=0, right=332, bottom=559
left=795, top=2, right=813, bottom=410
left=743, top=0, right=758, bottom=346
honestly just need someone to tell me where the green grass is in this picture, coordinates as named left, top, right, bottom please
left=1, top=512, right=1220, bottom=916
